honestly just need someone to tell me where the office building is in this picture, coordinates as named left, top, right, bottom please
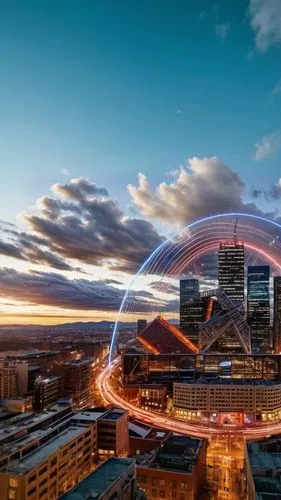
left=61, top=457, right=136, bottom=500
left=61, top=359, right=93, bottom=409
left=273, top=276, right=281, bottom=353
left=180, top=279, right=200, bottom=306
left=137, top=319, right=147, bottom=335
left=0, top=410, right=99, bottom=500
left=0, top=361, right=17, bottom=399
left=97, top=408, right=129, bottom=458
left=173, top=379, right=281, bottom=424
left=218, top=241, right=244, bottom=303
left=137, top=435, right=206, bottom=500
left=245, top=437, right=281, bottom=500
left=247, top=266, right=270, bottom=352
left=180, top=297, right=204, bottom=344
left=33, top=376, right=59, bottom=411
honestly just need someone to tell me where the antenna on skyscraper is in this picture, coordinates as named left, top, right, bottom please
left=234, top=215, right=238, bottom=244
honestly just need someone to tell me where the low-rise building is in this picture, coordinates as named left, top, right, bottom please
left=61, top=457, right=136, bottom=500
left=129, top=420, right=171, bottom=455
left=136, top=435, right=207, bottom=500
left=173, top=379, right=281, bottom=424
left=97, top=408, right=129, bottom=458
left=0, top=411, right=98, bottom=500
left=139, top=384, right=167, bottom=412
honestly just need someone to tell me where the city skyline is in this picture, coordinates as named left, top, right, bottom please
left=0, top=1, right=281, bottom=324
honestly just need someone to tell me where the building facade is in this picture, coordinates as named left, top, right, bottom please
left=218, top=242, right=244, bottom=303
left=97, top=408, right=129, bottom=458
left=137, top=435, right=206, bottom=500
left=173, top=380, right=281, bottom=424
left=33, top=376, right=59, bottom=411
left=273, top=276, right=281, bottom=353
left=0, top=412, right=98, bottom=500
left=247, top=265, right=270, bottom=352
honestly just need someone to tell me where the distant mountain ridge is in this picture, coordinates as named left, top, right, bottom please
left=0, top=319, right=178, bottom=331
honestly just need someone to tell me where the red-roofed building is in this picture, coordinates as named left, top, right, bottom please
left=137, top=316, right=199, bottom=355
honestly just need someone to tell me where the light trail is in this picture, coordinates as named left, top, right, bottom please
left=109, top=212, right=281, bottom=365
left=97, top=359, right=281, bottom=441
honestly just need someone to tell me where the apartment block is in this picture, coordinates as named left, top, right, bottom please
left=0, top=410, right=99, bottom=500
left=97, top=408, right=129, bottom=458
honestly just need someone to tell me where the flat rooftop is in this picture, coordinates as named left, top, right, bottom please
left=101, top=409, right=126, bottom=421
left=247, top=439, right=281, bottom=469
left=0, top=426, right=85, bottom=474
left=61, top=457, right=134, bottom=499
left=71, top=411, right=105, bottom=423
left=175, top=378, right=281, bottom=386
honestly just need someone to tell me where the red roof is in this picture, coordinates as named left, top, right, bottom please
left=137, top=316, right=199, bottom=355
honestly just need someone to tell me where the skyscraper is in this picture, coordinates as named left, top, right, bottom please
left=247, top=266, right=270, bottom=352
left=180, top=279, right=201, bottom=343
left=273, top=276, right=281, bottom=353
left=218, top=242, right=245, bottom=303
left=180, top=279, right=200, bottom=306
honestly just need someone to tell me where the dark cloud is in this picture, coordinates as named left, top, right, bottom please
left=250, top=180, right=281, bottom=202
left=149, top=281, right=179, bottom=295
left=0, top=268, right=177, bottom=313
left=23, top=178, right=164, bottom=273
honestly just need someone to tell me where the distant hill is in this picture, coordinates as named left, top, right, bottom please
left=0, top=318, right=178, bottom=331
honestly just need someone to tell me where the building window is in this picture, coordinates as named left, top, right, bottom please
left=151, top=489, right=157, bottom=497
left=160, top=490, right=165, bottom=498
left=152, top=478, right=157, bottom=486
left=9, top=491, right=16, bottom=500
left=9, top=479, right=18, bottom=488
left=160, top=479, right=165, bottom=487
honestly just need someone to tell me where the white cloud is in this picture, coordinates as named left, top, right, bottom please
left=254, top=131, right=281, bottom=161
left=272, top=78, right=281, bottom=95
left=249, top=0, right=281, bottom=51
left=60, top=168, right=70, bottom=176
left=214, top=22, right=230, bottom=41
left=128, top=157, right=260, bottom=226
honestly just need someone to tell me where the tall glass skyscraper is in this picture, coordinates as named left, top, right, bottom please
left=247, top=265, right=270, bottom=352
left=179, top=279, right=201, bottom=343
left=273, top=276, right=281, bottom=353
left=218, top=242, right=245, bottom=303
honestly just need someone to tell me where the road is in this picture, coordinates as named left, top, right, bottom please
left=96, top=358, right=281, bottom=441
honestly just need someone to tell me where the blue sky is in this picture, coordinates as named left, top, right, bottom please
left=0, top=0, right=280, bottom=220
left=0, top=0, right=281, bottom=323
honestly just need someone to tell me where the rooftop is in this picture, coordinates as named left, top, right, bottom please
left=0, top=426, right=85, bottom=474
left=247, top=438, right=281, bottom=497
left=71, top=411, right=105, bottom=423
left=101, top=409, right=126, bottom=421
left=68, top=359, right=91, bottom=366
left=175, top=378, right=281, bottom=387
left=61, top=457, right=134, bottom=499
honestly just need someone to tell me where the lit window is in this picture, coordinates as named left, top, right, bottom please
left=9, top=491, right=16, bottom=500
left=9, top=479, right=18, bottom=488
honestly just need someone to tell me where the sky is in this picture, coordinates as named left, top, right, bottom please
left=0, top=0, right=281, bottom=324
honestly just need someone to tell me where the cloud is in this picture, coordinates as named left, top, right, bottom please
left=22, top=177, right=164, bottom=274
left=248, top=0, right=281, bottom=51
left=272, top=78, right=281, bottom=95
left=128, top=157, right=261, bottom=226
left=60, top=168, right=70, bottom=176
left=149, top=281, right=179, bottom=295
left=254, top=131, right=281, bottom=160
left=214, top=22, right=230, bottom=41
left=0, top=268, right=178, bottom=313
left=251, top=179, right=281, bottom=200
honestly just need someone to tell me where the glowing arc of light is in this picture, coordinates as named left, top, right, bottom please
left=109, top=212, right=281, bottom=366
